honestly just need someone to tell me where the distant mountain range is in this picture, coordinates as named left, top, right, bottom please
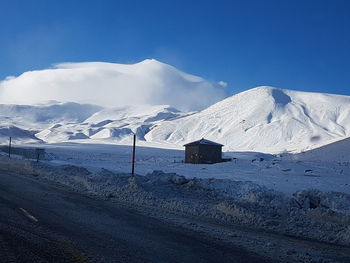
left=0, top=60, right=349, bottom=154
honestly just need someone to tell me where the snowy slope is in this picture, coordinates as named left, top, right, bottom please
left=146, top=86, right=350, bottom=153
left=0, top=102, right=102, bottom=128
left=0, top=102, right=102, bottom=144
left=0, top=59, right=226, bottom=111
left=0, top=126, right=42, bottom=144
left=294, top=136, right=350, bottom=162
left=0, top=99, right=185, bottom=144
left=35, top=104, right=185, bottom=143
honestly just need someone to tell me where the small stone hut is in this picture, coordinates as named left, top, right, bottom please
left=184, top=138, right=223, bottom=164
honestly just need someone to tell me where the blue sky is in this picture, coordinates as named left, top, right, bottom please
left=1, top=0, right=350, bottom=96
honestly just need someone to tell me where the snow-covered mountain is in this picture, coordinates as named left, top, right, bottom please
left=35, top=104, right=185, bottom=143
left=146, top=86, right=350, bottom=153
left=0, top=102, right=102, bottom=144
left=0, top=102, right=102, bottom=128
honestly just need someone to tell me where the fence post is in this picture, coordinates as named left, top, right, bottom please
left=8, top=137, right=11, bottom=158
left=131, top=134, right=136, bottom=176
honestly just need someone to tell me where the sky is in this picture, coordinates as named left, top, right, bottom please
left=0, top=0, right=350, bottom=102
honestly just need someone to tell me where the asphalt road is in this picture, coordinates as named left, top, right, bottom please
left=0, top=170, right=268, bottom=263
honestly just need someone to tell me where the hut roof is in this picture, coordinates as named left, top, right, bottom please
left=184, top=138, right=223, bottom=147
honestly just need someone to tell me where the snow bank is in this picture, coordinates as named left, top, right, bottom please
left=1, top=156, right=349, bottom=246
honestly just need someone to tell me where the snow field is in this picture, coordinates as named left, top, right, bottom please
left=35, top=143, right=350, bottom=195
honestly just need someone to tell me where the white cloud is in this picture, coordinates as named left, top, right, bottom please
left=0, top=59, right=227, bottom=111
left=218, top=81, right=228, bottom=88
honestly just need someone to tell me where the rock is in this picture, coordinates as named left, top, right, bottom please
left=171, top=175, right=189, bottom=185
left=266, top=242, right=275, bottom=248
left=146, top=170, right=188, bottom=185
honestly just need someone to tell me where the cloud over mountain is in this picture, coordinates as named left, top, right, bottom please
left=0, top=59, right=227, bottom=111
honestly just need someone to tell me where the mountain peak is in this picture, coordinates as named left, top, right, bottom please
left=240, top=86, right=283, bottom=95
left=139, top=58, right=164, bottom=64
left=248, top=86, right=292, bottom=106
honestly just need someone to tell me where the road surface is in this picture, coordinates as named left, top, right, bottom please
left=0, top=170, right=268, bottom=263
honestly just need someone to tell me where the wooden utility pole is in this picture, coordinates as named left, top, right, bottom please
left=131, top=134, right=136, bottom=176
left=8, top=137, right=11, bottom=158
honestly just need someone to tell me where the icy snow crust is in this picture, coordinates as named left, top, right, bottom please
left=1, top=155, right=349, bottom=246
